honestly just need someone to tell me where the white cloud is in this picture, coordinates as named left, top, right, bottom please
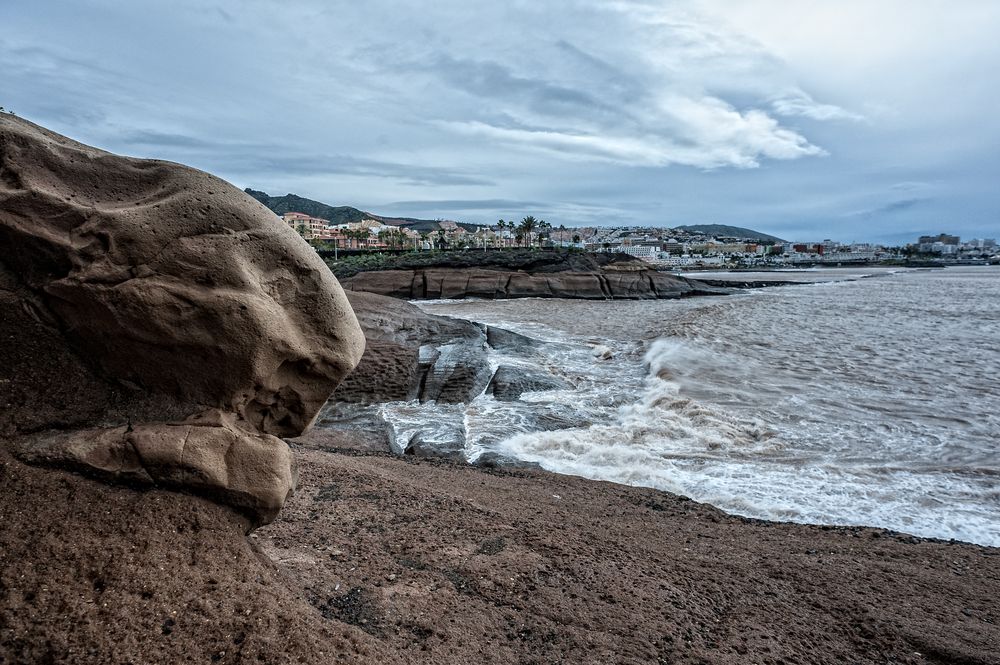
left=770, top=89, right=865, bottom=122
left=445, top=92, right=824, bottom=170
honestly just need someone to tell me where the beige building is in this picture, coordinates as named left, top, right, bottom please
left=283, top=212, right=329, bottom=240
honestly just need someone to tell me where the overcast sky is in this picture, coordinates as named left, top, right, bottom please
left=3, top=0, right=999, bottom=242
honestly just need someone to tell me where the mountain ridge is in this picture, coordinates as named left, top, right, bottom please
left=244, top=189, right=475, bottom=232
left=674, top=224, right=785, bottom=242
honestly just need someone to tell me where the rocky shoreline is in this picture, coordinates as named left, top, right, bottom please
left=3, top=117, right=998, bottom=664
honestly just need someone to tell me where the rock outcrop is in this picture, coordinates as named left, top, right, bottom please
left=0, top=115, right=364, bottom=525
left=330, top=291, right=498, bottom=407
left=341, top=266, right=726, bottom=300
left=487, top=365, right=570, bottom=401
left=334, top=291, right=492, bottom=405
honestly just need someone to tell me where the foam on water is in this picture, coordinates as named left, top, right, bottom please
left=384, top=267, right=1000, bottom=547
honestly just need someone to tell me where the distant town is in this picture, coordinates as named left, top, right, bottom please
left=278, top=208, right=997, bottom=269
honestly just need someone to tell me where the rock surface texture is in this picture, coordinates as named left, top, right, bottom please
left=341, top=265, right=726, bottom=300
left=0, top=115, right=364, bottom=525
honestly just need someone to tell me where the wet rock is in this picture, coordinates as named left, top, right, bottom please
left=339, top=291, right=490, bottom=405
left=488, top=366, right=570, bottom=401
left=485, top=326, right=542, bottom=353
left=474, top=451, right=543, bottom=470
left=401, top=427, right=467, bottom=461
left=333, top=340, right=419, bottom=403
left=421, top=342, right=493, bottom=403
left=294, top=402, right=394, bottom=453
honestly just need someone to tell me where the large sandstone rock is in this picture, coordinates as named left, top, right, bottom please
left=0, top=115, right=364, bottom=525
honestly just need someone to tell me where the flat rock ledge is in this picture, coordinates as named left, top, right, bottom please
left=15, top=412, right=296, bottom=526
left=341, top=266, right=727, bottom=300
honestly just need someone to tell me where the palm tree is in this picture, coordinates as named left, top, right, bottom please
left=350, top=228, right=369, bottom=250
left=537, top=220, right=552, bottom=247
left=519, top=216, right=537, bottom=248
left=499, top=219, right=512, bottom=249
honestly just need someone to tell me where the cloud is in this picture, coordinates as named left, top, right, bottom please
left=771, top=89, right=865, bottom=122
left=360, top=3, right=829, bottom=171
left=118, top=130, right=494, bottom=187
left=846, top=198, right=928, bottom=218
left=444, top=95, right=824, bottom=170
left=384, top=199, right=543, bottom=212
left=3, top=0, right=998, bottom=240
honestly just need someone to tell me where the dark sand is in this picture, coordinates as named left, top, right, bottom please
left=3, top=444, right=998, bottom=664
left=266, top=445, right=999, bottom=664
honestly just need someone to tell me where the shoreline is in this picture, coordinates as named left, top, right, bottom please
left=290, top=438, right=999, bottom=549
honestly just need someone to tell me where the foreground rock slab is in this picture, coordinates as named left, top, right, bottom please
left=4, top=444, right=997, bottom=664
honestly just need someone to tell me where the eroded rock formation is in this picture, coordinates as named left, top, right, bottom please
left=0, top=115, right=364, bottom=525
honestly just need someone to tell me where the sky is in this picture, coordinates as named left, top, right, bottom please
left=2, top=0, right=999, bottom=243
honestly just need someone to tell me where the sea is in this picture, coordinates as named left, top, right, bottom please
left=378, top=266, right=1000, bottom=547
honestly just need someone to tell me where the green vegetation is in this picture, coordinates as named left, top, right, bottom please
left=324, top=252, right=393, bottom=277
left=324, top=247, right=615, bottom=280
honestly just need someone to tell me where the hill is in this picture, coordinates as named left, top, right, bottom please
left=244, top=189, right=369, bottom=225
left=244, top=189, right=481, bottom=233
left=675, top=224, right=785, bottom=243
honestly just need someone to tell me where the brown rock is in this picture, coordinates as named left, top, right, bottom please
left=335, top=292, right=491, bottom=406
left=544, top=272, right=609, bottom=298
left=345, top=269, right=421, bottom=299
left=604, top=271, right=655, bottom=298
left=342, top=266, right=718, bottom=301
left=0, top=115, right=364, bottom=524
left=15, top=412, right=297, bottom=525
